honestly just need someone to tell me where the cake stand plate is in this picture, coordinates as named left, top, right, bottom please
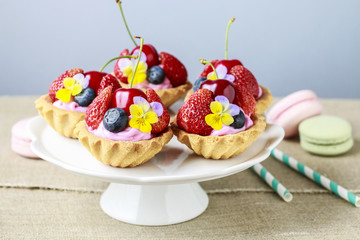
left=28, top=116, right=284, bottom=226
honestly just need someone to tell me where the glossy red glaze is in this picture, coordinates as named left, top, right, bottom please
left=131, top=44, right=160, bottom=68
left=111, top=88, right=147, bottom=115
left=214, top=59, right=242, bottom=72
left=84, top=71, right=107, bottom=93
left=200, top=79, right=237, bottom=104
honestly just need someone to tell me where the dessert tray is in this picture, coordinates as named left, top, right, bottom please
left=28, top=116, right=284, bottom=226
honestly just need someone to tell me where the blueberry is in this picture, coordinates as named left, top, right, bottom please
left=74, top=88, right=96, bottom=107
left=103, top=108, right=128, bottom=133
left=230, top=111, right=246, bottom=129
left=193, top=77, right=207, bottom=91
left=147, top=66, right=165, bottom=84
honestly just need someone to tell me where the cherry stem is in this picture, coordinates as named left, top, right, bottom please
left=117, top=1, right=137, bottom=47
left=129, top=36, right=144, bottom=88
left=200, top=59, right=218, bottom=79
left=225, top=17, right=235, bottom=60
left=99, top=55, right=138, bottom=72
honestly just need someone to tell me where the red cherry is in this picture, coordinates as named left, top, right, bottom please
left=111, top=88, right=147, bottom=115
left=215, top=59, right=243, bottom=72
left=130, top=44, right=160, bottom=68
left=84, top=71, right=107, bottom=94
left=200, top=79, right=237, bottom=104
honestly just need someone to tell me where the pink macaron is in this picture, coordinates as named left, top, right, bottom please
left=267, top=90, right=323, bottom=138
left=11, top=118, right=40, bottom=159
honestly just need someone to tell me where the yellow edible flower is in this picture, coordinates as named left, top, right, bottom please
left=129, top=97, right=159, bottom=133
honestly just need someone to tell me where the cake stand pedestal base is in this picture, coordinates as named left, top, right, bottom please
left=100, top=182, right=209, bottom=226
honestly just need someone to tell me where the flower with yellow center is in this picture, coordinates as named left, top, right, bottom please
left=207, top=64, right=235, bottom=82
left=129, top=96, right=163, bottom=133
left=205, top=95, right=240, bottom=130
left=118, top=57, right=148, bottom=85
left=56, top=73, right=89, bottom=103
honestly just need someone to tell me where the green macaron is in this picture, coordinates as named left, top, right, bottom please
left=299, top=115, right=353, bottom=156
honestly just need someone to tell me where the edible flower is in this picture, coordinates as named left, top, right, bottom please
left=56, top=73, right=89, bottom=103
left=129, top=96, right=163, bottom=133
left=118, top=53, right=147, bottom=85
left=205, top=95, right=240, bottom=130
left=207, top=64, right=235, bottom=82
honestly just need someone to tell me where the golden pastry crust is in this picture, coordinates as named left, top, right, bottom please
left=184, top=85, right=273, bottom=114
left=35, top=94, right=85, bottom=139
left=255, top=85, right=273, bottom=114
left=119, top=81, right=192, bottom=107
left=75, top=121, right=173, bottom=168
left=171, top=114, right=266, bottom=160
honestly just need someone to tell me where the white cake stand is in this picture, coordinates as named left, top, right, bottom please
left=28, top=116, right=284, bottom=226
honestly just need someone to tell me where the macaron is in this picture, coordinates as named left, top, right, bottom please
left=299, top=115, right=353, bottom=156
left=11, top=118, right=40, bottom=159
left=267, top=90, right=323, bottom=138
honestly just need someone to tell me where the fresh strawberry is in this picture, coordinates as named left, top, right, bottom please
left=48, top=68, right=84, bottom=102
left=85, top=86, right=113, bottom=130
left=232, top=82, right=256, bottom=116
left=230, top=65, right=259, bottom=98
left=159, top=52, right=187, bottom=87
left=97, top=74, right=121, bottom=95
left=145, top=89, right=170, bottom=134
left=177, top=89, right=214, bottom=136
left=199, top=59, right=219, bottom=78
left=114, top=49, right=130, bottom=84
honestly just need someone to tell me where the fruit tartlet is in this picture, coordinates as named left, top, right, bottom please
left=171, top=83, right=266, bottom=159
left=187, top=18, right=273, bottom=114
left=112, top=1, right=192, bottom=107
left=35, top=68, right=124, bottom=138
left=75, top=37, right=173, bottom=168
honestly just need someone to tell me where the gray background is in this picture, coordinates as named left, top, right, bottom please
left=1, top=0, right=359, bottom=98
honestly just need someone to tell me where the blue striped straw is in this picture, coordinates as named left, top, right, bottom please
left=252, top=163, right=293, bottom=202
left=271, top=148, right=360, bottom=207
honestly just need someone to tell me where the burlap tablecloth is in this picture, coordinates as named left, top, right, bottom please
left=1, top=96, right=359, bottom=239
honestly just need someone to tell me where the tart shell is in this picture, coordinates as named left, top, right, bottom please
left=75, top=121, right=173, bottom=168
left=171, top=114, right=266, bottom=160
left=35, top=94, right=84, bottom=139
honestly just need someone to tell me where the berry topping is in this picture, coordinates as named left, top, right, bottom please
left=74, top=88, right=96, bottom=107
left=159, top=52, right=187, bottom=87
left=145, top=89, right=170, bottom=134
left=193, top=77, right=207, bottom=91
left=49, top=68, right=84, bottom=102
left=214, top=59, right=242, bottom=72
left=85, top=86, right=113, bottom=130
left=97, top=74, right=121, bottom=95
left=84, top=71, right=107, bottom=94
left=177, top=89, right=214, bottom=136
left=147, top=66, right=165, bottom=84
left=131, top=44, right=159, bottom=68
left=103, top=108, right=129, bottom=133
left=230, top=65, right=259, bottom=98
left=55, top=73, right=90, bottom=103
left=230, top=111, right=246, bottom=129
left=111, top=88, right=147, bottom=115
left=114, top=49, right=131, bottom=84
left=199, top=59, right=218, bottom=78
left=200, top=79, right=237, bottom=104
left=233, top=83, right=256, bottom=116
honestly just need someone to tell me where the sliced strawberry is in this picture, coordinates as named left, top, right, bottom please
left=199, top=59, right=219, bottom=78
left=114, top=49, right=130, bottom=84
left=230, top=65, right=259, bottom=98
left=177, top=89, right=214, bottom=136
left=85, top=86, right=113, bottom=130
left=145, top=89, right=170, bottom=134
left=48, top=68, right=84, bottom=102
left=97, top=74, right=121, bottom=95
left=159, top=52, right=187, bottom=87
left=232, top=82, right=256, bottom=116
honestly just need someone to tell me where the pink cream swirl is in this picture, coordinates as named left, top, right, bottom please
left=210, top=114, right=253, bottom=136
left=53, top=100, right=87, bottom=113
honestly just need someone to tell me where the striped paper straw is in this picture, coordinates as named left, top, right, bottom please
left=271, top=148, right=360, bottom=207
left=252, top=163, right=293, bottom=202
